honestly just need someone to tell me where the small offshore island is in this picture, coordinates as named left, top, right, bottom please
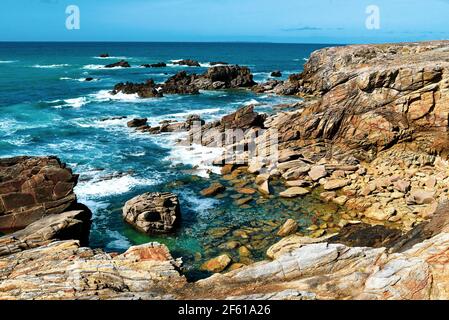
left=3, top=40, right=449, bottom=300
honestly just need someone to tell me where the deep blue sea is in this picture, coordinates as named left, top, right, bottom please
left=0, top=42, right=334, bottom=277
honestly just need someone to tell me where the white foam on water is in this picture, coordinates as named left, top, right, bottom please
left=170, top=108, right=222, bottom=118
left=60, top=77, right=98, bottom=82
left=105, top=230, right=132, bottom=251
left=50, top=97, right=88, bottom=108
left=64, top=97, right=88, bottom=108
left=73, top=116, right=133, bottom=131
left=75, top=174, right=156, bottom=199
left=155, top=132, right=224, bottom=178
left=181, top=190, right=220, bottom=218
left=0, top=60, right=16, bottom=64
left=244, top=99, right=261, bottom=106
left=32, top=64, right=70, bottom=69
left=90, top=90, right=140, bottom=102
left=82, top=64, right=140, bottom=70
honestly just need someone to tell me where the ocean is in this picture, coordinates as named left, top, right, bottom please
left=0, top=42, right=336, bottom=278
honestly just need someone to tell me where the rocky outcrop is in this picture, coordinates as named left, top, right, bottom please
left=99, top=53, right=109, bottom=58
left=173, top=59, right=200, bottom=67
left=105, top=60, right=131, bottom=68
left=0, top=156, right=79, bottom=231
left=271, top=71, right=282, bottom=77
left=220, top=105, right=266, bottom=130
left=112, top=80, right=163, bottom=98
left=162, top=71, right=201, bottom=95
left=0, top=207, right=91, bottom=257
left=271, top=41, right=449, bottom=161
left=0, top=241, right=185, bottom=300
left=127, top=118, right=148, bottom=128
left=141, top=62, right=167, bottom=68
left=122, top=192, right=180, bottom=234
left=111, top=65, right=257, bottom=98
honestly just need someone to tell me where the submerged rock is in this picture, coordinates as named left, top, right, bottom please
left=277, top=219, right=298, bottom=237
left=201, top=254, right=232, bottom=273
left=201, top=182, right=226, bottom=197
left=122, top=192, right=180, bottom=234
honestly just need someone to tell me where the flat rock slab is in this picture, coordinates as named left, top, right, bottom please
left=280, top=187, right=310, bottom=198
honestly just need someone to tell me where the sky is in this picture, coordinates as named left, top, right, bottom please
left=1, top=0, right=449, bottom=43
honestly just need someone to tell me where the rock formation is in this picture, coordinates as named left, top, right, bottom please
left=122, top=192, right=180, bottom=234
left=112, top=80, right=163, bottom=98
left=173, top=59, right=201, bottom=67
left=111, top=65, right=256, bottom=97
left=0, top=156, right=81, bottom=230
left=105, top=60, right=131, bottom=68
left=270, top=41, right=449, bottom=162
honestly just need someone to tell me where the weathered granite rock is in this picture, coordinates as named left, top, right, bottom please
left=0, top=241, right=186, bottom=300
left=0, top=207, right=91, bottom=257
left=122, top=192, right=180, bottom=234
left=0, top=156, right=79, bottom=230
left=271, top=41, right=449, bottom=161
left=220, top=105, right=266, bottom=130
left=162, top=71, right=201, bottom=95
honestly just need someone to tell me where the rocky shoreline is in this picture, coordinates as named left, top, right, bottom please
left=3, top=41, right=449, bottom=299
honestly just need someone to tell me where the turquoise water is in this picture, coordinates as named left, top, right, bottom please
left=0, top=42, right=334, bottom=278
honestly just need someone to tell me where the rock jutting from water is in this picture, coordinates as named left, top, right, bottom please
left=111, top=65, right=257, bottom=97
left=105, top=60, right=131, bottom=68
left=122, top=192, right=181, bottom=234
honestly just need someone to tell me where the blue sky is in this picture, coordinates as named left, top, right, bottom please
left=1, top=0, right=449, bottom=43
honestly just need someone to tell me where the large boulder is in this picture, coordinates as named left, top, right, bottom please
left=203, top=65, right=256, bottom=89
left=162, top=71, right=200, bottom=95
left=0, top=156, right=79, bottom=231
left=123, top=192, right=180, bottom=234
